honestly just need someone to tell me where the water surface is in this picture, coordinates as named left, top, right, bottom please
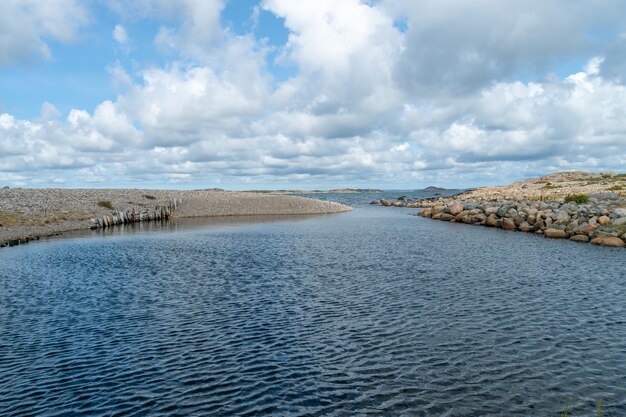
left=1, top=198, right=625, bottom=416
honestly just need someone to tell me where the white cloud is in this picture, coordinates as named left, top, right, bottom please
left=0, top=0, right=89, bottom=66
left=112, top=24, right=128, bottom=44
left=2, top=1, right=626, bottom=188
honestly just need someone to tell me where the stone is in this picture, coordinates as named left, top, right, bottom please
left=598, top=215, right=611, bottom=225
left=419, top=208, right=433, bottom=217
left=591, top=236, right=625, bottom=247
left=570, top=235, right=590, bottom=242
left=554, top=210, right=570, bottom=225
left=612, top=217, right=626, bottom=226
left=613, top=208, right=626, bottom=218
left=544, top=228, right=567, bottom=239
left=455, top=210, right=470, bottom=220
left=518, top=222, right=532, bottom=233
left=433, top=213, right=455, bottom=221
left=580, top=223, right=597, bottom=234
left=448, top=201, right=464, bottom=215
left=501, top=218, right=517, bottom=230
left=432, top=206, right=446, bottom=215
left=485, top=215, right=498, bottom=227
left=370, top=200, right=380, bottom=205
left=484, top=206, right=499, bottom=216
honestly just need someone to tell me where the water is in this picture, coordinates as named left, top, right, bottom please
left=1, top=195, right=625, bottom=416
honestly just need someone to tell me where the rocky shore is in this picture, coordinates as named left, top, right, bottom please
left=417, top=197, right=626, bottom=248
left=0, top=188, right=352, bottom=248
left=375, top=171, right=626, bottom=249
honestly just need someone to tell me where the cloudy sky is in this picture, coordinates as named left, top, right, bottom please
left=1, top=0, right=626, bottom=189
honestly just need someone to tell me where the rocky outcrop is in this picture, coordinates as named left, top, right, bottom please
left=417, top=196, right=626, bottom=249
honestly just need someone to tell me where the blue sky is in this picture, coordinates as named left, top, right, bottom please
left=1, top=0, right=625, bottom=189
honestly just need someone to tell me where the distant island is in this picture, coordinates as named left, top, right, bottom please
left=422, top=186, right=448, bottom=193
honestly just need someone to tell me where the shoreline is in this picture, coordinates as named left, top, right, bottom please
left=416, top=197, right=626, bottom=248
left=0, top=188, right=352, bottom=248
left=376, top=171, right=626, bottom=249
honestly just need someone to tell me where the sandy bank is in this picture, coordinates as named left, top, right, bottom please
left=0, top=188, right=352, bottom=247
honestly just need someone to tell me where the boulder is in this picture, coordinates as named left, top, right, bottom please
left=448, top=201, right=465, bottom=215
left=419, top=208, right=433, bottom=217
left=432, top=206, right=446, bottom=215
left=590, top=236, right=625, bottom=248
left=433, top=213, right=455, bottom=221
left=484, top=206, right=499, bottom=216
left=485, top=215, right=498, bottom=227
left=501, top=218, right=517, bottom=230
left=518, top=222, right=532, bottom=233
left=612, top=208, right=626, bottom=218
left=570, top=235, right=590, bottom=243
left=598, top=215, right=611, bottom=225
left=611, top=217, right=626, bottom=226
left=554, top=210, right=570, bottom=225
left=544, top=228, right=567, bottom=239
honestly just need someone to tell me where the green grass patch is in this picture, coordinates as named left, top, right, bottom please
left=564, top=194, right=589, bottom=204
left=97, top=200, right=114, bottom=210
left=143, top=194, right=157, bottom=200
left=607, top=185, right=625, bottom=191
left=542, top=184, right=562, bottom=189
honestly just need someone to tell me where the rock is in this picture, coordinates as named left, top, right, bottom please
left=380, top=199, right=392, bottom=206
left=580, top=223, right=597, bottom=234
left=448, top=201, right=464, bottom=216
left=455, top=210, right=470, bottom=221
left=497, top=205, right=510, bottom=217
left=554, top=210, right=570, bottom=225
left=570, top=235, right=590, bottom=242
left=590, top=236, right=625, bottom=247
left=432, top=206, right=446, bottom=215
left=501, top=218, right=517, bottom=230
left=485, top=215, right=498, bottom=227
left=484, top=206, right=499, bottom=216
left=533, top=220, right=546, bottom=231
left=613, top=208, right=626, bottom=218
left=544, top=228, right=567, bottom=239
left=518, top=222, right=532, bottom=232
left=433, top=213, right=455, bottom=221
left=472, top=213, right=487, bottom=224
left=612, top=217, right=626, bottom=226
left=419, top=208, right=433, bottom=217
left=370, top=200, right=380, bottom=205
left=598, top=215, right=611, bottom=225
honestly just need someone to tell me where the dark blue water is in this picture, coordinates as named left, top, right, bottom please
left=1, top=197, right=625, bottom=416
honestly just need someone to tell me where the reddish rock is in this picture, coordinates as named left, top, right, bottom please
left=485, top=215, right=498, bottom=227
left=501, top=218, right=517, bottom=230
left=448, top=201, right=464, bottom=216
left=544, top=229, right=567, bottom=239
left=591, top=236, right=625, bottom=247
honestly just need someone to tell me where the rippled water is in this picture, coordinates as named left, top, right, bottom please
left=1, top=199, right=625, bottom=416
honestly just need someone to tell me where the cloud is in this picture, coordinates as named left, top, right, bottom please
left=2, top=1, right=626, bottom=188
left=112, top=24, right=128, bottom=44
left=382, top=0, right=626, bottom=94
left=0, top=0, right=89, bottom=66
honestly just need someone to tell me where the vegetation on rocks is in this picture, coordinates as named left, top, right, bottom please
left=97, top=200, right=114, bottom=209
left=564, top=194, right=589, bottom=204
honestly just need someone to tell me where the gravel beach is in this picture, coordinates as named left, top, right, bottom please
left=0, top=188, right=352, bottom=247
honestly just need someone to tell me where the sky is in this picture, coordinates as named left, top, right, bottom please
left=1, top=0, right=626, bottom=189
